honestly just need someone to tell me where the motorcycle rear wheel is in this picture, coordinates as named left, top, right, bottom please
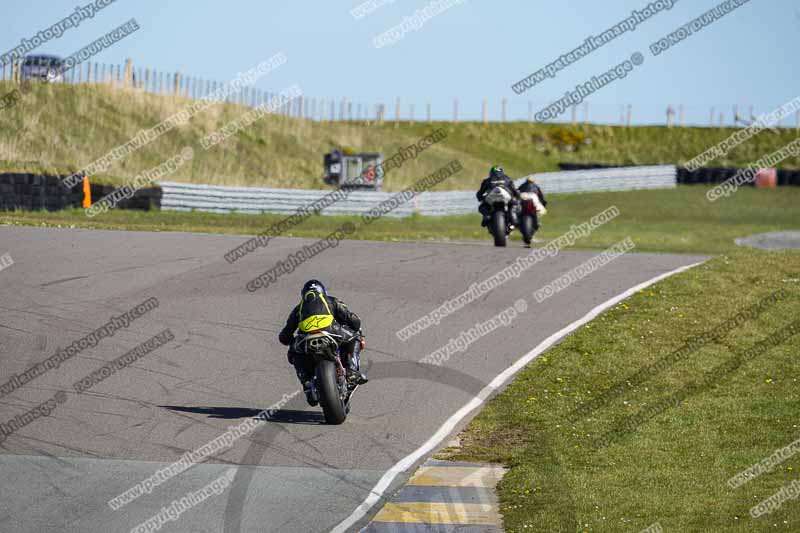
left=520, top=214, right=535, bottom=245
left=316, top=359, right=347, bottom=424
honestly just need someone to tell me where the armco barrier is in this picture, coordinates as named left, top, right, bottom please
left=0, top=166, right=678, bottom=216
left=523, top=165, right=676, bottom=194
left=160, top=166, right=677, bottom=216
left=159, top=181, right=471, bottom=217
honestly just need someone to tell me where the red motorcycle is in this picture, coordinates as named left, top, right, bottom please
left=519, top=192, right=546, bottom=247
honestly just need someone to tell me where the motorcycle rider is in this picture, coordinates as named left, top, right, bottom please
left=278, top=280, right=368, bottom=405
left=519, top=176, right=548, bottom=232
left=477, top=165, right=521, bottom=228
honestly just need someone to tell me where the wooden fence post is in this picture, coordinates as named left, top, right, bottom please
left=482, top=99, right=488, bottom=125
left=124, top=58, right=132, bottom=87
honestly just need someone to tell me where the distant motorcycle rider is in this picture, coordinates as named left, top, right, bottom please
left=477, top=165, right=521, bottom=227
left=279, top=280, right=368, bottom=405
left=519, top=176, right=548, bottom=232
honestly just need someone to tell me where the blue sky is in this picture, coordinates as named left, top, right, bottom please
left=2, top=0, right=797, bottom=125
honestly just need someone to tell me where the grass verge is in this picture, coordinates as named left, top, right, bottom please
left=438, top=249, right=800, bottom=532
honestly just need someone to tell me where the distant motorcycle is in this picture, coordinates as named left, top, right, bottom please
left=293, top=325, right=363, bottom=424
left=482, top=186, right=515, bottom=247
left=519, top=192, right=547, bottom=247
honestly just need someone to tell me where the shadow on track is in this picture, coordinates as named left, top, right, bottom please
left=161, top=405, right=325, bottom=424
left=220, top=360, right=578, bottom=533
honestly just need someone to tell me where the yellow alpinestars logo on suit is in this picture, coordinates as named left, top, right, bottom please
left=298, top=291, right=335, bottom=332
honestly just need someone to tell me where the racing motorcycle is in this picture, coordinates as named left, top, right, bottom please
left=519, top=191, right=547, bottom=247
left=293, top=325, right=363, bottom=424
left=482, top=186, right=516, bottom=247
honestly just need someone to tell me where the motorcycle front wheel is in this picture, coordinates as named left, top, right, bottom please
left=491, top=210, right=507, bottom=247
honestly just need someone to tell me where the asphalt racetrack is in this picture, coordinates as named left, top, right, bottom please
left=0, top=227, right=705, bottom=532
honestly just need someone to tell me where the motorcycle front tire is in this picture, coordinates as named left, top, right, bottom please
left=491, top=210, right=507, bottom=247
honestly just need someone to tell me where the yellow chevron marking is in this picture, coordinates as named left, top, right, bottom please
left=407, top=466, right=507, bottom=488
left=372, top=502, right=501, bottom=525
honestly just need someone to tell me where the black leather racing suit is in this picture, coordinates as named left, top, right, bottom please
left=278, top=295, right=363, bottom=384
left=477, top=173, right=521, bottom=224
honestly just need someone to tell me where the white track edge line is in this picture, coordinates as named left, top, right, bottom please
left=330, top=260, right=706, bottom=533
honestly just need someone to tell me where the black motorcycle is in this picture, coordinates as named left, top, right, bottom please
left=482, top=186, right=516, bottom=247
left=293, top=325, right=362, bottom=424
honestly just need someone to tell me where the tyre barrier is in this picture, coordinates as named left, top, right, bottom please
left=559, top=164, right=800, bottom=186
left=0, top=173, right=81, bottom=212
left=0, top=173, right=161, bottom=212
left=88, top=183, right=162, bottom=211
left=558, top=163, right=634, bottom=171
left=677, top=167, right=800, bottom=186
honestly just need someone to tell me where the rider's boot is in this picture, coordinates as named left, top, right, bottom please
left=347, top=367, right=368, bottom=386
left=344, top=351, right=368, bottom=386
left=296, top=369, right=318, bottom=406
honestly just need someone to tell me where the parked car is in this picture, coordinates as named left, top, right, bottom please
left=21, top=55, right=65, bottom=83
